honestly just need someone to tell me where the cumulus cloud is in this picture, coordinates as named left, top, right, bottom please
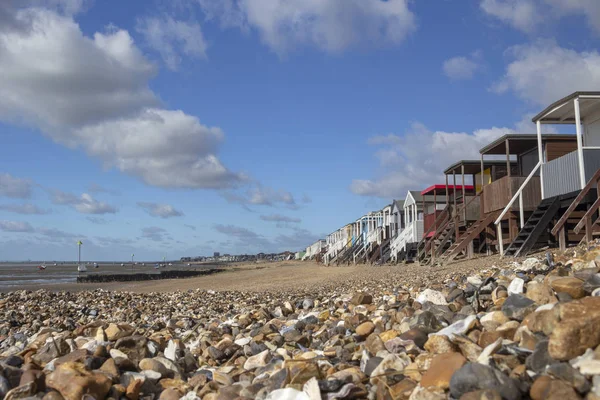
left=50, top=190, right=117, bottom=214
left=443, top=52, right=482, bottom=80
left=0, top=4, right=243, bottom=190
left=0, top=173, right=33, bottom=199
left=481, top=0, right=600, bottom=33
left=0, top=220, right=34, bottom=232
left=350, top=122, right=518, bottom=198
left=136, top=16, right=207, bottom=70
left=195, top=0, right=416, bottom=54
left=0, top=203, right=51, bottom=215
left=184, top=224, right=196, bottom=230
left=493, top=41, right=600, bottom=106
left=137, top=201, right=184, bottom=218
left=260, top=214, right=301, bottom=223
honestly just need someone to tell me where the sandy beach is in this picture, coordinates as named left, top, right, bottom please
left=1, top=256, right=510, bottom=293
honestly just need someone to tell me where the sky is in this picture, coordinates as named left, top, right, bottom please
left=1, top=0, right=599, bottom=261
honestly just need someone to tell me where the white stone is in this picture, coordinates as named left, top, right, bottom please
left=430, top=315, right=477, bottom=340
left=244, top=350, right=271, bottom=370
left=164, top=340, right=178, bottom=362
left=303, top=377, right=321, bottom=400
left=477, top=338, right=502, bottom=365
left=593, top=288, right=600, bottom=297
left=416, top=289, right=447, bottom=306
left=266, top=388, right=310, bottom=400
left=141, top=370, right=161, bottom=382
left=234, top=337, right=251, bottom=347
left=467, top=276, right=483, bottom=287
left=109, top=348, right=129, bottom=359
left=507, top=277, right=525, bottom=295
left=517, top=258, right=541, bottom=272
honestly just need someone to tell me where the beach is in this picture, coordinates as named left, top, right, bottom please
left=2, top=246, right=600, bottom=399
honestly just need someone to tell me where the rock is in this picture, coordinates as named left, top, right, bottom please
left=549, top=313, right=600, bottom=360
left=105, top=323, right=134, bottom=341
left=507, top=278, right=524, bottom=295
left=546, top=363, right=590, bottom=394
left=139, top=358, right=170, bottom=377
left=519, top=258, right=541, bottom=272
left=244, top=350, right=271, bottom=370
left=530, top=375, right=580, bottom=400
left=351, top=293, right=373, bottom=305
left=370, top=353, right=411, bottom=384
left=265, top=388, right=310, bottom=400
left=526, top=281, right=555, bottom=305
left=356, top=321, right=375, bottom=337
left=159, top=388, right=182, bottom=400
left=526, top=340, right=555, bottom=373
left=459, top=389, right=502, bottom=400
left=400, top=328, right=429, bottom=349
left=114, top=335, right=148, bottom=365
left=449, top=363, right=521, bottom=400
left=551, top=278, right=586, bottom=299
left=46, top=362, right=111, bottom=400
left=501, top=294, right=537, bottom=321
left=424, top=335, right=458, bottom=354
left=431, top=315, right=477, bottom=340
left=420, top=352, right=467, bottom=390
left=416, top=289, right=448, bottom=306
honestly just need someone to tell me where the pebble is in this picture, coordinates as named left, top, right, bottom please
left=0, top=244, right=599, bottom=399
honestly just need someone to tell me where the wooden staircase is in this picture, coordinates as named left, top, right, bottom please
left=416, top=207, right=450, bottom=264
left=439, top=211, right=500, bottom=264
left=503, top=197, right=561, bottom=257
left=335, top=236, right=363, bottom=265
left=552, top=168, right=600, bottom=250
left=369, top=238, right=390, bottom=264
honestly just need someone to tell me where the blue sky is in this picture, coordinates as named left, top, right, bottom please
left=0, top=0, right=599, bottom=260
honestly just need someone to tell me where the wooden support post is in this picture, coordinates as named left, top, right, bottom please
left=509, top=214, right=518, bottom=243
left=461, top=164, right=466, bottom=223
left=445, top=174, right=449, bottom=209
left=434, top=189, right=437, bottom=232
left=519, top=193, right=524, bottom=229
left=467, top=241, right=474, bottom=259
left=497, top=223, right=504, bottom=257
left=586, top=215, right=593, bottom=244
left=505, top=139, right=511, bottom=177
left=559, top=227, right=566, bottom=251
left=453, top=170, right=457, bottom=211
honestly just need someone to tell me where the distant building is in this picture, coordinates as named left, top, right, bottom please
left=214, top=252, right=220, bottom=258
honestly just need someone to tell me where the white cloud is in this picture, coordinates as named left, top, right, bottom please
left=0, top=220, right=34, bottom=232
left=86, top=216, right=108, bottom=224
left=223, top=185, right=296, bottom=207
left=50, top=190, right=117, bottom=214
left=0, top=5, right=243, bottom=190
left=88, top=183, right=119, bottom=195
left=494, top=41, right=600, bottom=106
left=136, top=16, right=207, bottom=70
left=0, top=203, right=51, bottom=215
left=443, top=53, right=481, bottom=80
left=137, top=201, right=184, bottom=218
left=481, top=0, right=600, bottom=33
left=350, top=122, right=517, bottom=198
left=480, top=0, right=538, bottom=32
left=196, top=0, right=416, bottom=54
left=0, top=173, right=33, bottom=198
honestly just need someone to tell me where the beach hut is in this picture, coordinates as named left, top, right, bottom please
left=435, top=134, right=577, bottom=262
left=390, top=190, right=425, bottom=262
left=417, top=160, right=515, bottom=264
left=497, top=92, right=600, bottom=254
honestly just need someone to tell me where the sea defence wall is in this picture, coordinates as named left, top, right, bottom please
left=76, top=268, right=223, bottom=283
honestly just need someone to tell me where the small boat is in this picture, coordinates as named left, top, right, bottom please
left=121, top=263, right=125, bottom=267
left=38, top=264, right=46, bottom=270
left=154, top=263, right=160, bottom=269
left=93, top=262, right=99, bottom=268
left=77, top=264, right=87, bottom=273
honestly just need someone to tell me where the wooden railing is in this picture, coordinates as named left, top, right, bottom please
left=483, top=175, right=541, bottom=214
left=551, top=168, right=600, bottom=249
left=495, top=161, right=542, bottom=256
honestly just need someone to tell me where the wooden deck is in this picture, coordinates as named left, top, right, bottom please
left=482, top=176, right=541, bottom=214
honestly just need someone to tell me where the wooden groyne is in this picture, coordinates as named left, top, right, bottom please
left=76, top=268, right=223, bottom=283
